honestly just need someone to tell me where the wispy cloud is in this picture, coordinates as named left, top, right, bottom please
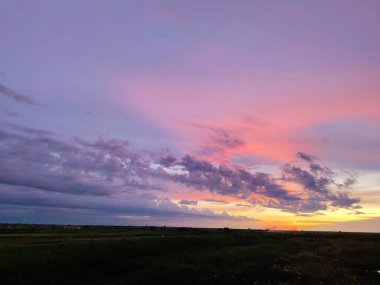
left=297, top=152, right=316, bottom=162
left=185, top=123, right=245, bottom=160
left=1, top=108, right=18, bottom=117
left=178, top=199, right=198, bottom=206
left=203, top=198, right=229, bottom=204
left=0, top=83, right=38, bottom=105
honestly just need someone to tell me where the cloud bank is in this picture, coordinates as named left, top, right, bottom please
left=0, top=123, right=360, bottom=224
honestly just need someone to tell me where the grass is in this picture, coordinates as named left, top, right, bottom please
left=0, top=224, right=379, bottom=284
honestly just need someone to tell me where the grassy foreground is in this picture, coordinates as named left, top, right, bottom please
left=0, top=224, right=379, bottom=284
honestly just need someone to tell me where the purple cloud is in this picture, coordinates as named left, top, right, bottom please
left=0, top=123, right=360, bottom=216
left=1, top=108, right=18, bottom=117
left=297, top=152, right=316, bottom=162
left=282, top=155, right=360, bottom=210
left=178, top=199, right=198, bottom=206
left=203, top=199, right=229, bottom=204
left=186, top=123, right=244, bottom=157
left=159, top=155, right=177, bottom=167
left=0, top=83, right=38, bottom=105
left=282, top=164, right=331, bottom=194
left=171, top=155, right=300, bottom=204
left=0, top=185, right=253, bottom=224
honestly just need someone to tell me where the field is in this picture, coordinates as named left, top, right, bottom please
left=0, top=224, right=379, bottom=284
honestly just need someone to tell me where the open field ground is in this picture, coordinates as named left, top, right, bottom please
left=0, top=224, right=379, bottom=284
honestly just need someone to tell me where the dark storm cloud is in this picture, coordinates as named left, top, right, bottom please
left=0, top=83, right=38, bottom=105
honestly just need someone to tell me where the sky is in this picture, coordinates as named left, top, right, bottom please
left=0, top=0, right=379, bottom=232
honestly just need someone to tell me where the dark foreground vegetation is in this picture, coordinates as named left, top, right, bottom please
left=0, top=224, right=379, bottom=284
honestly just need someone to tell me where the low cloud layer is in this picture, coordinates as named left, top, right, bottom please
left=0, top=123, right=360, bottom=224
left=0, top=184, right=251, bottom=225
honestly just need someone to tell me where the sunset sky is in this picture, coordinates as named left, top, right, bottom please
left=1, top=0, right=379, bottom=232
